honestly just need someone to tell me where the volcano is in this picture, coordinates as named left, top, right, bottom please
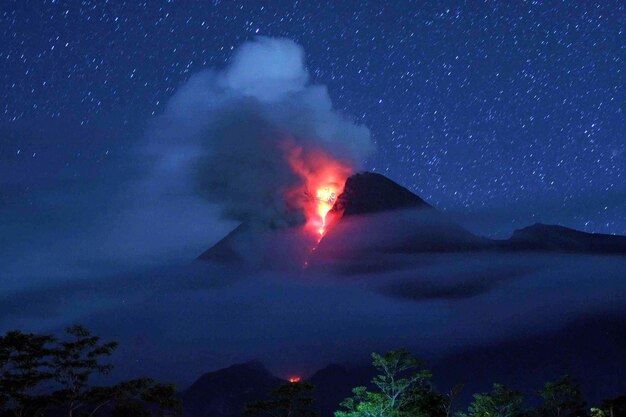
left=197, top=172, right=626, bottom=266
left=330, top=172, right=432, bottom=216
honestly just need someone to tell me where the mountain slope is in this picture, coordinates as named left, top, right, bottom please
left=197, top=172, right=626, bottom=265
left=308, top=364, right=370, bottom=417
left=197, top=223, right=249, bottom=263
left=331, top=172, right=431, bottom=216
left=181, top=362, right=373, bottom=417
left=181, top=361, right=283, bottom=417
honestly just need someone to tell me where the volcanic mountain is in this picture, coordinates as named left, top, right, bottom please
left=197, top=172, right=626, bottom=266
left=329, top=172, right=432, bottom=215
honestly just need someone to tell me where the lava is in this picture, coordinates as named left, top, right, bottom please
left=288, top=376, right=301, bottom=383
left=315, top=186, right=338, bottom=236
left=283, top=140, right=352, bottom=240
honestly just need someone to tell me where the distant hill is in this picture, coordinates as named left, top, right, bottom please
left=181, top=361, right=283, bottom=417
left=180, top=361, right=374, bottom=417
left=500, top=222, right=626, bottom=254
left=308, top=364, right=372, bottom=417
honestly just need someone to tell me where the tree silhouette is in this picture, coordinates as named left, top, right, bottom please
left=589, top=395, right=626, bottom=417
left=0, top=330, right=55, bottom=417
left=0, top=325, right=181, bottom=417
left=441, top=385, right=464, bottom=417
left=246, top=380, right=317, bottom=417
left=537, top=376, right=587, bottom=417
left=48, top=325, right=118, bottom=417
left=458, top=384, right=524, bottom=417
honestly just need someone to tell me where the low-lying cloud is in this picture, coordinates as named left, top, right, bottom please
left=1, top=246, right=625, bottom=388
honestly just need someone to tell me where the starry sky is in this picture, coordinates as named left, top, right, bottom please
left=1, top=0, right=624, bottom=241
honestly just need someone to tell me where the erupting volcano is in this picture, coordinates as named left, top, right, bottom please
left=283, top=141, right=353, bottom=240
left=197, top=169, right=626, bottom=269
left=195, top=141, right=356, bottom=267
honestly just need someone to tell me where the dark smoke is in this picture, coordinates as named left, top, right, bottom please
left=147, top=37, right=373, bottom=227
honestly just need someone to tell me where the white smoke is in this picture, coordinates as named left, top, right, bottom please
left=148, top=37, right=373, bottom=227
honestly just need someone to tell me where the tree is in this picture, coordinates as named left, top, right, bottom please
left=590, top=408, right=607, bottom=417
left=71, top=377, right=182, bottom=417
left=441, top=385, right=465, bottom=417
left=0, top=330, right=55, bottom=417
left=140, top=382, right=182, bottom=417
left=537, top=376, right=587, bottom=417
left=458, top=384, right=524, bottom=417
left=335, top=348, right=433, bottom=417
left=110, top=400, right=151, bottom=417
left=246, top=381, right=317, bottom=417
left=0, top=326, right=181, bottom=417
left=597, top=395, right=626, bottom=417
left=402, top=384, right=447, bottom=417
left=48, top=325, right=118, bottom=417
left=106, top=379, right=181, bottom=417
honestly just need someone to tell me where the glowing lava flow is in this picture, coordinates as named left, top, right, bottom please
left=314, top=186, right=339, bottom=237
left=316, top=187, right=336, bottom=235
left=283, top=142, right=352, bottom=241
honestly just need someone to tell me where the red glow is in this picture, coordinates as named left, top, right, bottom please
left=288, top=376, right=301, bottom=383
left=283, top=141, right=352, bottom=239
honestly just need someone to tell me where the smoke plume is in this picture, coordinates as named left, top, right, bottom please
left=149, top=37, right=373, bottom=227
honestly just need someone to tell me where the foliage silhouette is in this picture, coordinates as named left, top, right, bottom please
left=334, top=348, right=433, bottom=417
left=246, top=380, right=317, bottom=417
left=0, top=325, right=181, bottom=417
left=457, top=384, right=524, bottom=417
left=536, top=375, right=587, bottom=417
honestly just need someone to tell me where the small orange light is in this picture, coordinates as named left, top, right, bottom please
left=288, top=377, right=301, bottom=383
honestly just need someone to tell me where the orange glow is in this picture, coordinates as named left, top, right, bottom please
left=288, top=376, right=301, bottom=383
left=315, top=186, right=338, bottom=236
left=283, top=140, right=352, bottom=239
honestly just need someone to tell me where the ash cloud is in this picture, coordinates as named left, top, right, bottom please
left=148, top=37, right=373, bottom=227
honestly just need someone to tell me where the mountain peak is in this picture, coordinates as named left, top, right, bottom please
left=331, top=172, right=431, bottom=217
left=185, top=360, right=274, bottom=393
left=182, top=360, right=283, bottom=417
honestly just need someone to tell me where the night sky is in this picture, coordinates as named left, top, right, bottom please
left=2, top=0, right=624, bottom=238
